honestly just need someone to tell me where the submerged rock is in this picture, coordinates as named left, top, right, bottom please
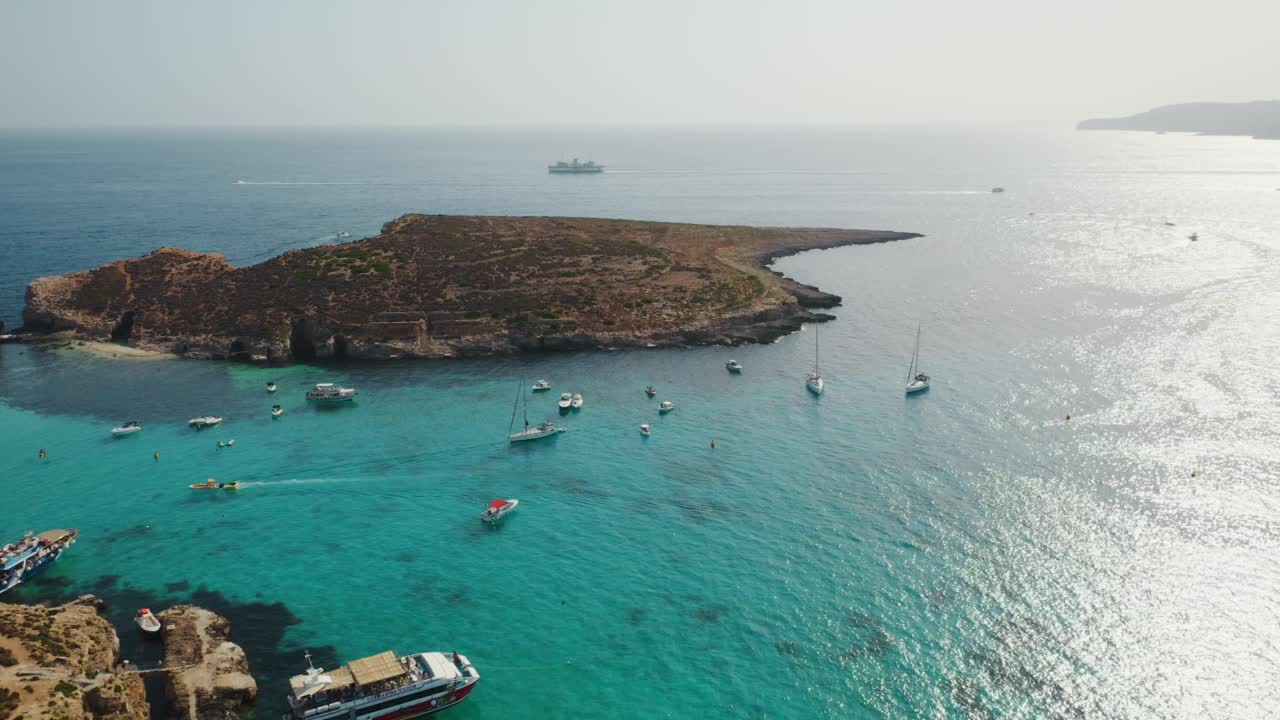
left=21, top=214, right=920, bottom=361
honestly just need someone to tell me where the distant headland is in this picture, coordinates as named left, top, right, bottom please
left=19, top=214, right=920, bottom=362
left=1078, top=101, right=1280, bottom=139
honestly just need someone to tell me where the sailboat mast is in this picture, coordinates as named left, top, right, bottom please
left=815, top=324, right=820, bottom=374
left=907, top=323, right=921, bottom=381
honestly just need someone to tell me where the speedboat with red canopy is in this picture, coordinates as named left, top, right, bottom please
left=480, top=499, right=518, bottom=523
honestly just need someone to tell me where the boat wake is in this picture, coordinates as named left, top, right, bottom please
left=233, top=180, right=369, bottom=186
left=233, top=477, right=363, bottom=489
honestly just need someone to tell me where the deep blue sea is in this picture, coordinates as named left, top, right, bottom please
left=2, top=128, right=1278, bottom=719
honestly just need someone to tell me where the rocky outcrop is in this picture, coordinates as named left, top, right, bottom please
left=20, top=214, right=920, bottom=361
left=0, top=595, right=148, bottom=720
left=156, top=606, right=256, bottom=720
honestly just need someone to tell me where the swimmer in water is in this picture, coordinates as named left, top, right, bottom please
left=38, top=448, right=47, bottom=459
left=154, top=451, right=160, bottom=462
left=710, top=439, right=716, bottom=449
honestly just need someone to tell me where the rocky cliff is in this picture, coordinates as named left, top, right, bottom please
left=20, top=214, right=919, bottom=362
left=157, top=606, right=256, bottom=720
left=0, top=596, right=147, bottom=720
left=1078, top=100, right=1280, bottom=139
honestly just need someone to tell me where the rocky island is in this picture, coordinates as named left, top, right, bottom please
left=20, top=214, right=919, bottom=362
left=1078, top=100, right=1280, bottom=139
left=0, top=596, right=256, bottom=720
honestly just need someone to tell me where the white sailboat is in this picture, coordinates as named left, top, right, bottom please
left=805, top=325, right=824, bottom=395
left=509, top=382, right=564, bottom=442
left=905, top=323, right=930, bottom=394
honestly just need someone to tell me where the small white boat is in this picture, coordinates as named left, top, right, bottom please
left=658, top=401, right=675, bottom=414
left=726, top=360, right=743, bottom=374
left=216, top=439, right=235, bottom=448
left=645, top=385, right=657, bottom=397
left=531, top=380, right=552, bottom=392
left=480, top=498, right=519, bottom=523
left=806, top=324, right=825, bottom=395
left=991, top=187, right=1005, bottom=193
left=188, top=416, right=223, bottom=429
left=558, top=392, right=573, bottom=409
left=571, top=393, right=584, bottom=409
left=134, top=608, right=161, bottom=634
left=336, top=231, right=352, bottom=238
left=271, top=405, right=283, bottom=418
left=640, top=424, right=651, bottom=436
left=111, top=421, right=142, bottom=437
left=306, top=383, right=357, bottom=403
left=905, top=323, right=930, bottom=394
left=266, top=382, right=277, bottom=394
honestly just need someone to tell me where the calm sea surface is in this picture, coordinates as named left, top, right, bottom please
left=1, top=128, right=1278, bottom=719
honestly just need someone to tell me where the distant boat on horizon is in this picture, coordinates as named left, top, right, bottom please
left=549, top=158, right=604, bottom=174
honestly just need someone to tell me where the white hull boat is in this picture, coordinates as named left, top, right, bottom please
left=272, top=405, right=284, bottom=418
left=285, top=649, right=479, bottom=720
left=557, top=393, right=573, bottom=410
left=266, top=382, right=278, bottom=394
left=905, top=323, right=930, bottom=395
left=640, top=424, right=651, bottom=436
left=135, top=608, right=161, bottom=634
left=571, top=393, right=583, bottom=409
left=725, top=360, right=743, bottom=374
left=481, top=498, right=519, bottom=522
left=189, top=416, right=223, bottom=429
left=806, top=324, right=824, bottom=395
left=307, top=383, right=357, bottom=403
left=112, top=422, right=143, bottom=437
left=508, top=421, right=564, bottom=442
left=658, top=401, right=675, bottom=414
left=645, top=386, right=656, bottom=397
left=531, top=380, right=552, bottom=392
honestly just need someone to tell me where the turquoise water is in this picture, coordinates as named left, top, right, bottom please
left=3, top=129, right=1279, bottom=718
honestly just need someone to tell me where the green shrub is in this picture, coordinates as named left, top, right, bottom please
left=53, top=681, right=77, bottom=698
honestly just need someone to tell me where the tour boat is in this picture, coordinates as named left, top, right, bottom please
left=548, top=158, right=604, bottom=174
left=111, top=421, right=143, bottom=437
left=806, top=324, right=825, bottom=395
left=0, top=529, right=78, bottom=596
left=557, top=393, right=573, bottom=409
left=571, top=393, right=584, bottom=409
left=272, top=405, right=284, bottom=418
left=188, top=416, right=223, bottom=428
left=286, top=649, right=479, bottom=720
left=134, top=608, right=161, bottom=634
left=645, top=386, right=657, bottom=397
left=658, top=401, right=675, bottom=414
left=509, top=382, right=566, bottom=443
left=267, top=382, right=278, bottom=393
left=726, top=360, right=743, bottom=373
left=640, top=424, right=651, bottom=436
left=480, top=498, right=518, bottom=523
left=307, top=383, right=357, bottom=403
left=905, top=323, right=930, bottom=394
left=531, top=380, right=552, bottom=392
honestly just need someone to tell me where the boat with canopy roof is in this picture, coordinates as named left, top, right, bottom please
left=480, top=498, right=518, bottom=523
left=286, top=649, right=478, bottom=720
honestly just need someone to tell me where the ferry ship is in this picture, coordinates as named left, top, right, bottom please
left=286, top=649, right=478, bottom=720
left=0, top=529, right=78, bottom=595
left=306, top=383, right=357, bottom=403
left=548, top=158, right=604, bottom=174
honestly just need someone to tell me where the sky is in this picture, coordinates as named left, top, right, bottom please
left=0, top=0, right=1276, bottom=128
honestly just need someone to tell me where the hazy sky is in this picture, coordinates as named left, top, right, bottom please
left=1, top=0, right=1275, bottom=128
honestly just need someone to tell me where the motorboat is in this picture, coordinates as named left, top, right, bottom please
left=111, top=421, right=143, bottom=437
left=190, top=478, right=237, bottom=490
left=571, top=393, right=584, bottom=409
left=135, top=608, right=161, bottom=634
left=658, top=401, right=675, bottom=414
left=508, top=419, right=565, bottom=443
left=284, top=649, right=479, bottom=720
left=645, top=385, right=657, bottom=397
left=307, top=383, right=357, bottom=403
left=558, top=393, right=573, bottom=409
left=272, top=405, right=284, bottom=418
left=531, top=380, right=552, bottom=392
left=188, top=416, right=223, bottom=429
left=266, top=382, right=278, bottom=394
left=905, top=323, right=930, bottom=394
left=640, top=424, right=651, bottom=436
left=1189, top=233, right=1199, bottom=241
left=726, top=360, right=743, bottom=373
left=480, top=498, right=519, bottom=523
left=216, top=439, right=236, bottom=448
left=991, top=187, right=1005, bottom=193
left=336, top=231, right=352, bottom=238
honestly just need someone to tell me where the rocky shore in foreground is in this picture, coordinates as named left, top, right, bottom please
left=0, top=596, right=255, bottom=720
left=18, top=214, right=920, bottom=362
